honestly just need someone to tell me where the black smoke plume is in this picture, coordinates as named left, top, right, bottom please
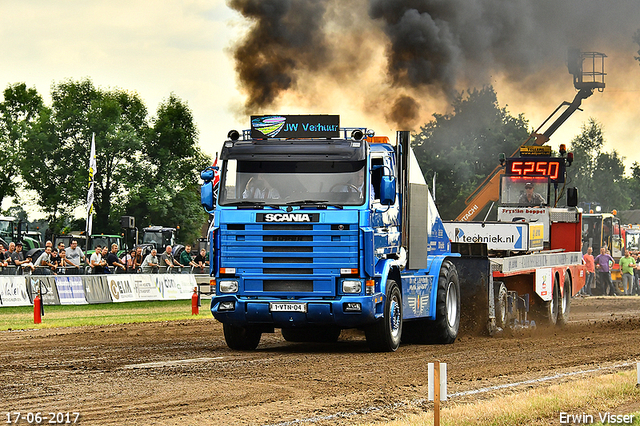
left=229, top=0, right=640, bottom=128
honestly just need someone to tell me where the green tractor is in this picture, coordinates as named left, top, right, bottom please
left=86, top=234, right=125, bottom=257
left=0, top=216, right=41, bottom=250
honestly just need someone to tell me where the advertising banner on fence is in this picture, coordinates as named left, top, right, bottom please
left=57, top=276, right=88, bottom=305
left=108, top=275, right=137, bottom=303
left=152, top=274, right=195, bottom=300
left=84, top=275, right=112, bottom=304
left=133, top=274, right=163, bottom=301
left=0, top=276, right=31, bottom=306
left=28, top=276, right=60, bottom=305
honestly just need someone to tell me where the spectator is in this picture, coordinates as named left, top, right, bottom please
left=89, top=245, right=106, bottom=274
left=35, top=246, right=56, bottom=275
left=121, top=249, right=137, bottom=273
left=5, top=242, right=16, bottom=268
left=194, top=248, right=209, bottom=273
left=619, top=250, right=636, bottom=295
left=0, top=245, right=8, bottom=268
left=21, top=255, right=35, bottom=275
left=50, top=248, right=61, bottom=270
left=179, top=245, right=198, bottom=273
left=634, top=252, right=640, bottom=296
left=594, top=247, right=618, bottom=296
left=141, top=248, right=159, bottom=273
left=134, top=247, right=143, bottom=270
left=101, top=247, right=110, bottom=273
left=106, top=243, right=126, bottom=273
left=581, top=247, right=595, bottom=296
left=160, top=245, right=181, bottom=273
left=45, top=240, right=53, bottom=249
left=65, top=240, right=85, bottom=269
left=11, top=242, right=25, bottom=269
left=58, top=248, right=78, bottom=274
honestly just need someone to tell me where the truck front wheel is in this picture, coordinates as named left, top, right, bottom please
left=223, top=323, right=262, bottom=350
left=365, top=280, right=402, bottom=352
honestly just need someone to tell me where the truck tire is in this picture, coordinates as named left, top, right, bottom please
left=495, top=282, right=509, bottom=329
left=223, top=323, right=262, bottom=350
left=400, top=260, right=460, bottom=344
left=281, top=327, right=341, bottom=343
left=430, top=260, right=461, bottom=343
left=557, top=274, right=571, bottom=327
left=365, top=280, right=402, bottom=352
left=533, top=276, right=558, bottom=326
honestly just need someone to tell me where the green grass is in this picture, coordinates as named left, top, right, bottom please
left=0, top=299, right=213, bottom=330
left=358, top=371, right=640, bottom=426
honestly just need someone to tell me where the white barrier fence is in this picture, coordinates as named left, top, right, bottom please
left=0, top=274, right=199, bottom=307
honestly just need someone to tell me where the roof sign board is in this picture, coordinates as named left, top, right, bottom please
left=519, top=146, right=552, bottom=156
left=250, top=115, right=340, bottom=139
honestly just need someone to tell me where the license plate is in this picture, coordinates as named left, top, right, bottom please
left=269, top=302, right=307, bottom=313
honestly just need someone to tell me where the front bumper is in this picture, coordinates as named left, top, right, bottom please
left=211, top=295, right=381, bottom=328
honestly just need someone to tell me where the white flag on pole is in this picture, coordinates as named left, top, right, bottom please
left=86, top=133, right=96, bottom=236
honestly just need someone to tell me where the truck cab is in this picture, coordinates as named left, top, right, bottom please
left=201, top=115, right=477, bottom=352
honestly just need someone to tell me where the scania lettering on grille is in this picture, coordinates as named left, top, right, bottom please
left=257, top=213, right=319, bottom=222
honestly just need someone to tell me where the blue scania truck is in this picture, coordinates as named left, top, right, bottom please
left=200, top=115, right=491, bottom=352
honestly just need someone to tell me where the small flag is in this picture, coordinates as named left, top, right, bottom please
left=86, top=133, right=96, bottom=236
left=212, top=153, right=220, bottom=200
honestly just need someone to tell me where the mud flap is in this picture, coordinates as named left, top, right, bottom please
left=450, top=243, right=492, bottom=335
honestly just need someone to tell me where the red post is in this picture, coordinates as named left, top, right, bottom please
left=33, top=294, right=42, bottom=324
left=191, top=287, right=199, bottom=315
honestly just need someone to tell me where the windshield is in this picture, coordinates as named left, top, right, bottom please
left=218, top=159, right=366, bottom=206
left=0, top=220, right=12, bottom=241
left=143, top=232, right=163, bottom=246
left=500, top=176, right=549, bottom=207
left=626, top=231, right=640, bottom=251
left=90, top=237, right=120, bottom=251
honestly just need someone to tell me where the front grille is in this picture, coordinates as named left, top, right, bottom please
left=263, top=224, right=313, bottom=231
left=263, top=235, right=313, bottom=241
left=219, top=212, right=359, bottom=296
left=263, top=268, right=313, bottom=274
left=264, top=257, right=312, bottom=264
left=263, top=246, right=313, bottom=253
left=264, top=280, right=313, bottom=292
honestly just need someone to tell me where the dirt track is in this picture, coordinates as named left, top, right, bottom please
left=1, top=296, right=639, bottom=426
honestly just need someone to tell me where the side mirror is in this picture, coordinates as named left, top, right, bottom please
left=201, top=182, right=215, bottom=212
left=567, top=187, right=578, bottom=207
left=380, top=176, right=396, bottom=205
left=201, top=169, right=215, bottom=182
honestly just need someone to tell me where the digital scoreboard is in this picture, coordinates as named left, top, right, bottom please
left=505, top=157, right=566, bottom=183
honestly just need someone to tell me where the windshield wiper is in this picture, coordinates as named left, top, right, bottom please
left=284, top=200, right=343, bottom=209
left=223, top=201, right=282, bottom=209
left=224, top=201, right=265, bottom=207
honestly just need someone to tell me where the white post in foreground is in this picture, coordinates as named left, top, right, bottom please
left=637, top=362, right=639, bottom=387
left=428, top=362, right=447, bottom=426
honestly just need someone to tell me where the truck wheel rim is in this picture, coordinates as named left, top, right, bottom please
left=446, top=281, right=458, bottom=326
left=389, top=295, right=401, bottom=339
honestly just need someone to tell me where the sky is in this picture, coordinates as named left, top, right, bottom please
left=1, top=1, right=640, bottom=197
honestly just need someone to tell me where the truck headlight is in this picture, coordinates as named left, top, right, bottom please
left=218, top=301, right=235, bottom=311
left=342, top=280, right=362, bottom=294
left=219, top=280, right=239, bottom=293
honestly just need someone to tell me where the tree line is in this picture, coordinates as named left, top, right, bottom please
left=0, top=78, right=211, bottom=245
left=411, top=86, right=639, bottom=220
